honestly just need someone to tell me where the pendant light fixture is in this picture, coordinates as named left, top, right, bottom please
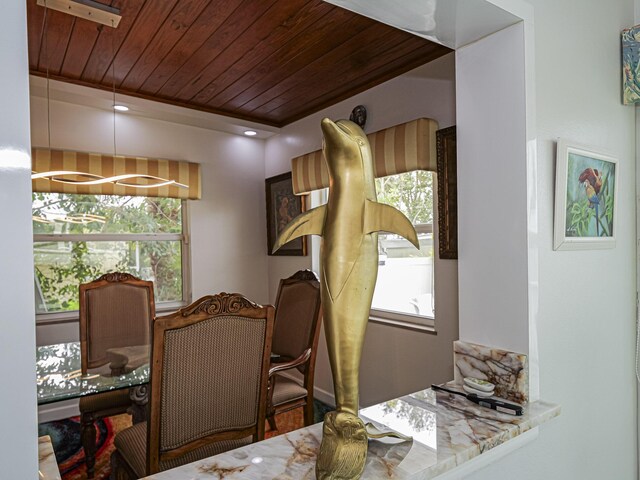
left=32, top=1, right=187, bottom=190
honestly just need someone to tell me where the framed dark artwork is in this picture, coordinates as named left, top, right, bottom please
left=436, top=126, right=458, bottom=259
left=266, top=172, right=307, bottom=256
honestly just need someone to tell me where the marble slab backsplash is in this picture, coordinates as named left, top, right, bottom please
left=453, top=340, right=528, bottom=404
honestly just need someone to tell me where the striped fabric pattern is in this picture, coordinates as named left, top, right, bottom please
left=291, top=150, right=329, bottom=198
left=31, top=148, right=201, bottom=200
left=291, top=118, right=439, bottom=195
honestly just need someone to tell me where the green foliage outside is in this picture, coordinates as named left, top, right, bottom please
left=33, top=193, right=183, bottom=313
left=376, top=170, right=433, bottom=225
left=375, top=171, right=433, bottom=258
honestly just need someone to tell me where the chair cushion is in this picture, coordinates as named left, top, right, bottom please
left=79, top=389, right=131, bottom=414
left=272, top=375, right=308, bottom=407
left=114, top=422, right=252, bottom=478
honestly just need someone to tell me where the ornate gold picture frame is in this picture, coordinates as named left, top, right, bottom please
left=266, top=172, right=307, bottom=256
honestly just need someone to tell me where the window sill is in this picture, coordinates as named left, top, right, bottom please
left=35, top=302, right=187, bottom=325
left=368, top=314, right=437, bottom=334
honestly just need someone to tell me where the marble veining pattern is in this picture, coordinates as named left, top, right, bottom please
left=38, top=435, right=61, bottom=480
left=453, top=340, right=528, bottom=404
left=141, top=387, right=559, bottom=480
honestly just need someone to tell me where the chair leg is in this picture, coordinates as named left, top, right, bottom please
left=110, top=450, right=134, bottom=480
left=267, top=414, right=277, bottom=431
left=110, top=451, right=119, bottom=480
left=81, top=412, right=97, bottom=479
left=304, top=399, right=315, bottom=427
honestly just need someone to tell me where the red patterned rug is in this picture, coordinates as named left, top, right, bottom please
left=39, top=401, right=332, bottom=479
left=38, top=414, right=131, bottom=480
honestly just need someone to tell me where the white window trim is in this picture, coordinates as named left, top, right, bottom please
left=34, top=198, right=192, bottom=322
left=34, top=233, right=183, bottom=242
left=369, top=310, right=436, bottom=333
left=35, top=301, right=187, bottom=325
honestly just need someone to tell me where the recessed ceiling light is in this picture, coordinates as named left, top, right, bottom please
left=113, top=105, right=129, bottom=112
left=243, top=130, right=257, bottom=136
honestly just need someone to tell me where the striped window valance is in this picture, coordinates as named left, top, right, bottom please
left=31, top=148, right=201, bottom=200
left=291, top=118, right=439, bottom=195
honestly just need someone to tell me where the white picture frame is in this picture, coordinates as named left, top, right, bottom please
left=553, top=139, right=618, bottom=250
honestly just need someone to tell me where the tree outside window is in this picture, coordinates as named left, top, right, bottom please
left=33, top=193, right=186, bottom=314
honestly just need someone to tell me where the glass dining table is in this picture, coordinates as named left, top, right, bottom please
left=37, top=342, right=150, bottom=422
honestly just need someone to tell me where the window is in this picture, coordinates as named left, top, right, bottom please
left=33, top=193, right=189, bottom=316
left=371, top=171, right=434, bottom=328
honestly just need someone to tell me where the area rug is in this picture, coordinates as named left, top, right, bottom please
left=38, top=413, right=131, bottom=480
left=39, top=400, right=333, bottom=480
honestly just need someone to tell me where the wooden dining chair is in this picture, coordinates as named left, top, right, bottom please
left=111, top=293, right=274, bottom=479
left=79, top=272, right=155, bottom=479
left=267, top=270, right=322, bottom=430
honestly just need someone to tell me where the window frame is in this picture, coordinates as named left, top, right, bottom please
left=370, top=221, right=436, bottom=331
left=310, top=176, right=437, bottom=333
left=34, top=198, right=192, bottom=324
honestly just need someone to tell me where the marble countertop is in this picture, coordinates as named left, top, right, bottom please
left=141, top=386, right=560, bottom=479
left=38, top=435, right=61, bottom=480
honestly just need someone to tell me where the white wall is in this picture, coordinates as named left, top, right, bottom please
left=462, top=0, right=637, bottom=478
left=0, top=1, right=38, bottom=477
left=637, top=2, right=640, bottom=466
left=31, top=94, right=270, bottom=346
left=265, top=53, right=459, bottom=406
left=456, top=24, right=529, bottom=354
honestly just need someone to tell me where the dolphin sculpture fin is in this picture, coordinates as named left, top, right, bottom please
left=273, top=205, right=327, bottom=253
left=364, top=200, right=420, bottom=249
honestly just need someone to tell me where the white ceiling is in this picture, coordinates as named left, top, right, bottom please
left=29, top=76, right=281, bottom=139
left=325, top=0, right=522, bottom=49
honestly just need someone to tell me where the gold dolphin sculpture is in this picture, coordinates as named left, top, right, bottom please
left=274, top=118, right=418, bottom=479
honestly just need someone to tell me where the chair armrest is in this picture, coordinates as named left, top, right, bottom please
left=268, top=348, right=312, bottom=377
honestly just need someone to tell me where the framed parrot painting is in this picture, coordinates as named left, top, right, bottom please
left=554, top=139, right=618, bottom=250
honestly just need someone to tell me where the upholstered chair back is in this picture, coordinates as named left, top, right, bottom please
left=79, top=273, right=155, bottom=372
left=146, top=293, right=274, bottom=474
left=271, top=270, right=322, bottom=371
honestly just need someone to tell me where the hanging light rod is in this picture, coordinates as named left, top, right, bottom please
left=37, top=0, right=121, bottom=28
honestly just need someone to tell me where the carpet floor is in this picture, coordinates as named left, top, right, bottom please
left=38, top=400, right=333, bottom=480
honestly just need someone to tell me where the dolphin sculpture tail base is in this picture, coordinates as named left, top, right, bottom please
left=316, top=412, right=367, bottom=480
left=315, top=411, right=414, bottom=480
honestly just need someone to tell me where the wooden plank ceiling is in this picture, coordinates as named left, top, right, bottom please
left=27, top=0, right=452, bottom=127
